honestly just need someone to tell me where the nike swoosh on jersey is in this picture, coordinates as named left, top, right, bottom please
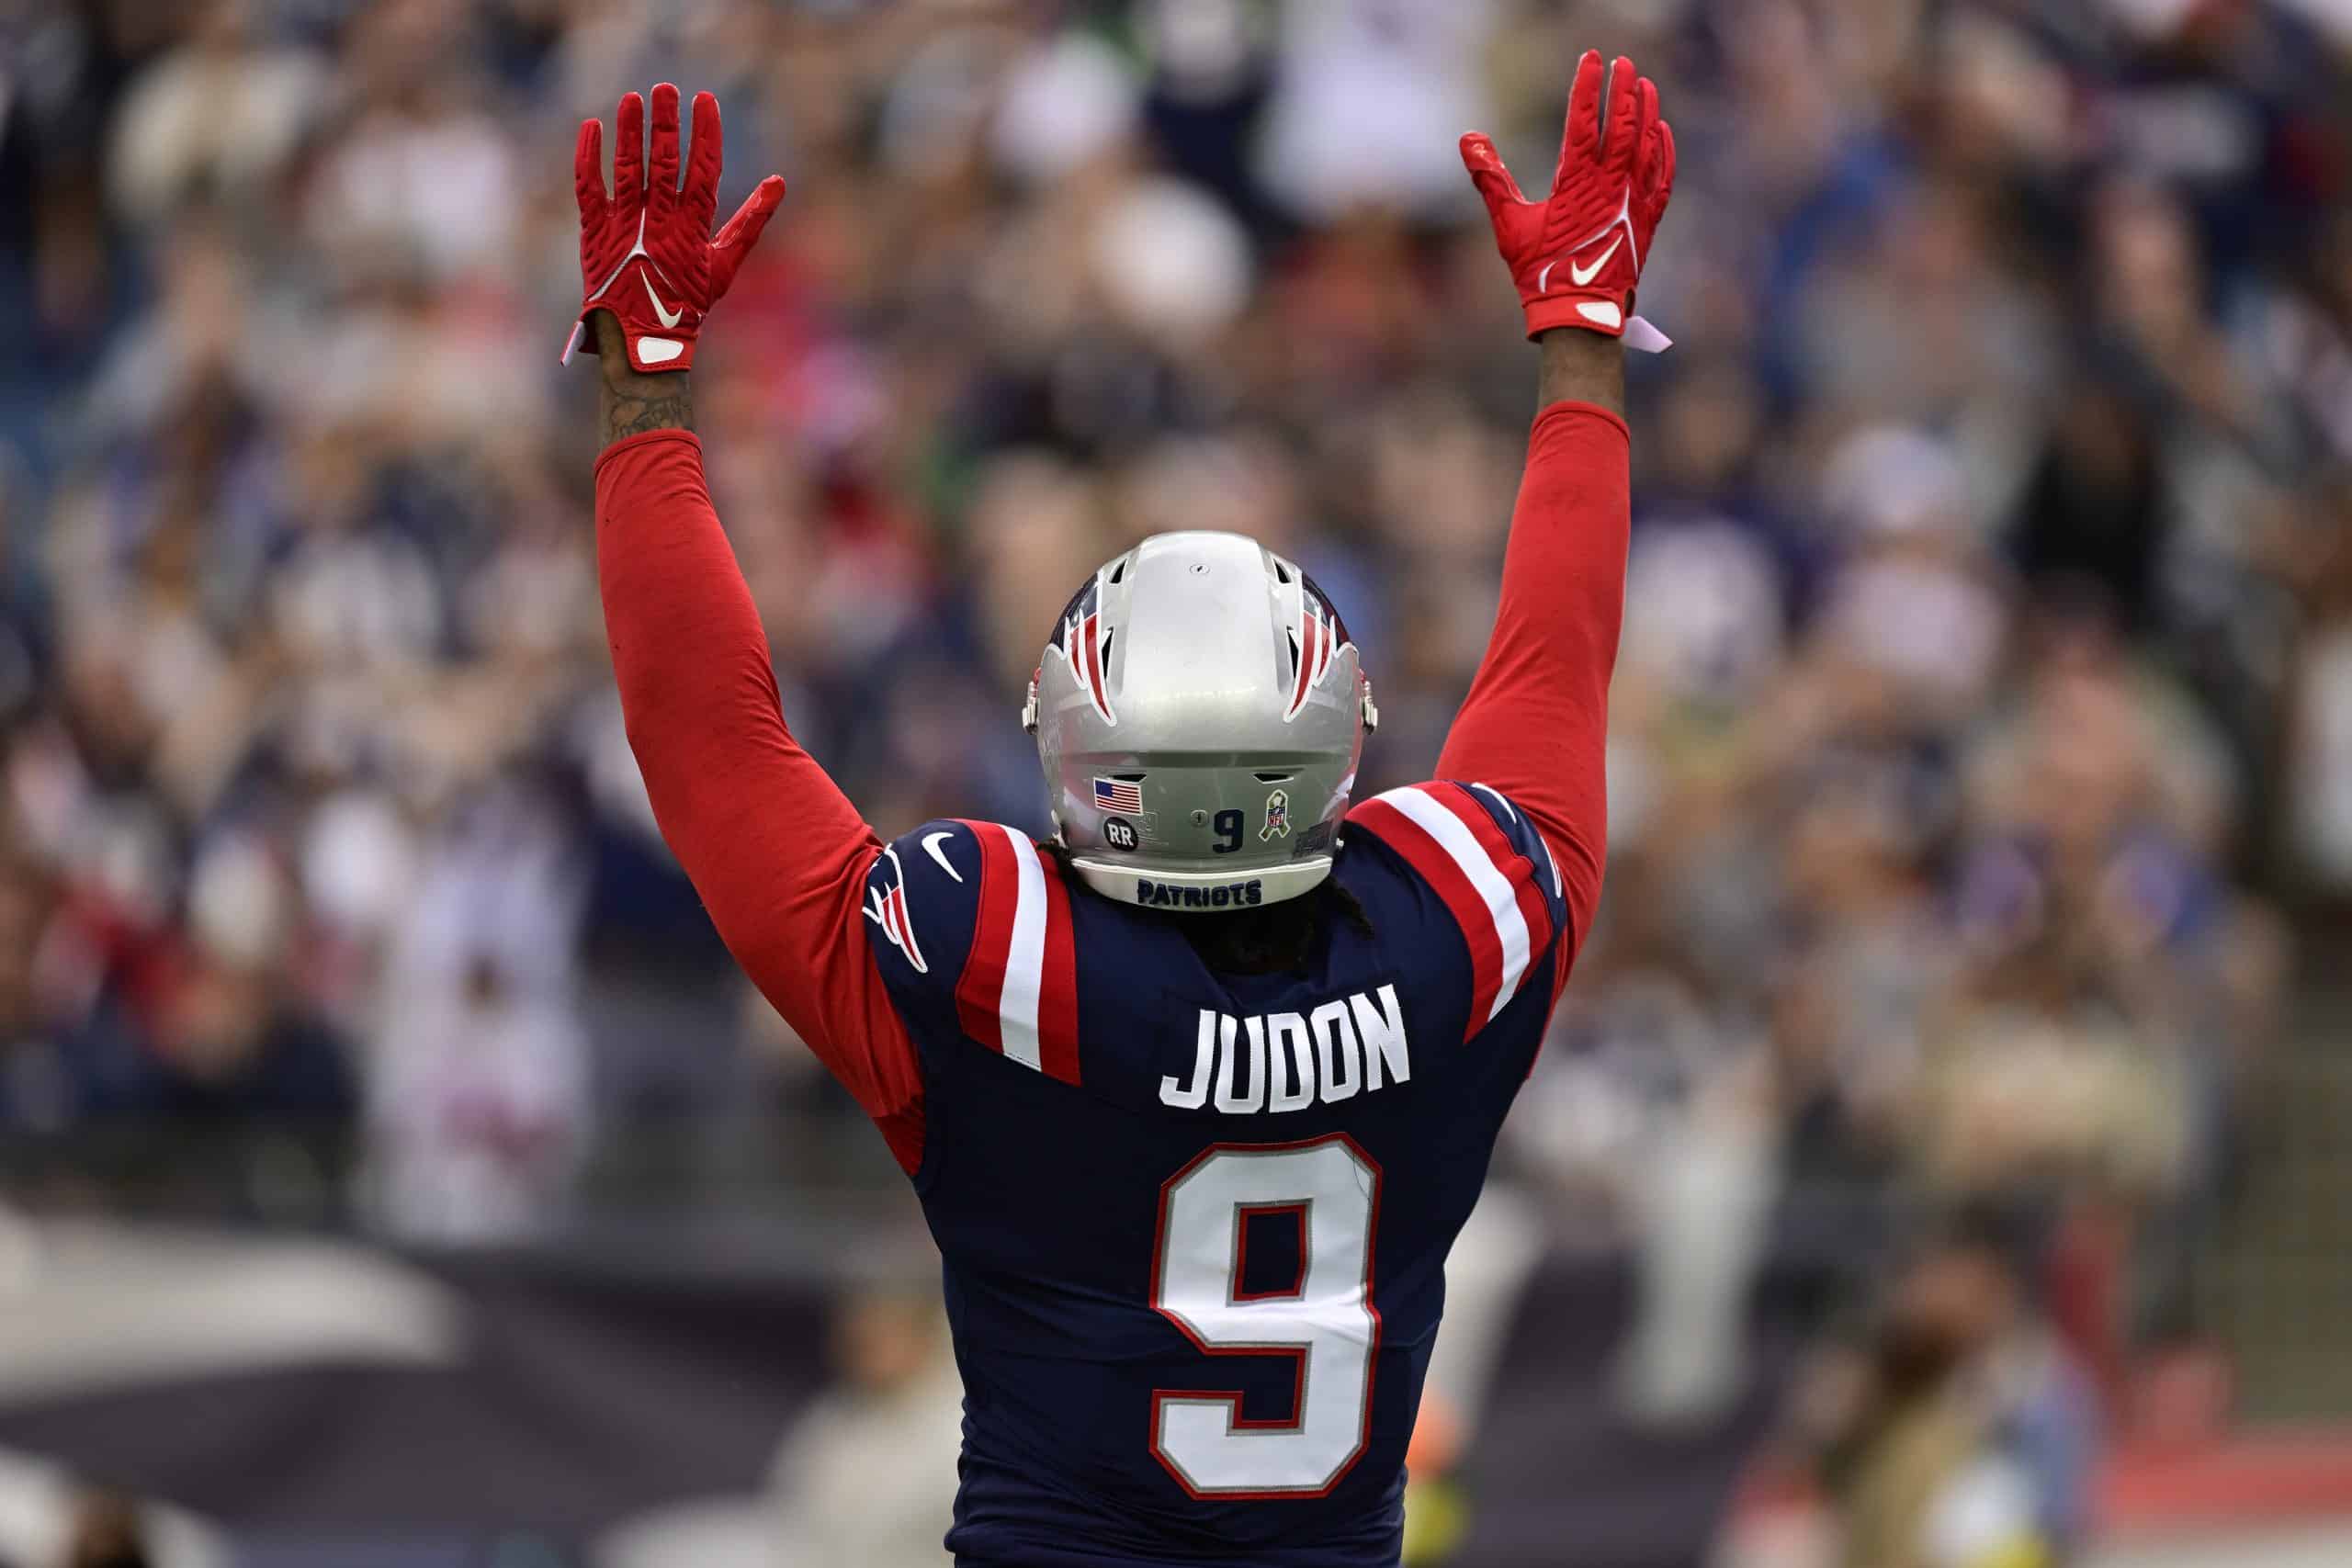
left=922, top=830, right=965, bottom=883
left=640, top=270, right=684, bottom=329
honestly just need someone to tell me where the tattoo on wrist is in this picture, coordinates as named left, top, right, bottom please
left=589, top=309, right=695, bottom=446
left=600, top=367, right=695, bottom=444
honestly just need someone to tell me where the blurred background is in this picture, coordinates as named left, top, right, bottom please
left=0, top=0, right=2349, bottom=1564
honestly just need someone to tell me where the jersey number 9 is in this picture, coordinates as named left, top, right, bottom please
left=1148, top=1135, right=1382, bottom=1497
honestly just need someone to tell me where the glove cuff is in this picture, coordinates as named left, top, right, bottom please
left=561, top=256, right=700, bottom=372
left=1522, top=292, right=1631, bottom=341
left=561, top=309, right=697, bottom=373
left=620, top=330, right=695, bottom=373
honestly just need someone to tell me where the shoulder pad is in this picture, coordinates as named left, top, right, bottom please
left=1343, top=782, right=1568, bottom=1039
left=863, top=820, right=1082, bottom=1086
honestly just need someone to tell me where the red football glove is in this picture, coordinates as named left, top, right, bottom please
left=1461, top=51, right=1676, bottom=349
left=563, top=84, right=786, bottom=373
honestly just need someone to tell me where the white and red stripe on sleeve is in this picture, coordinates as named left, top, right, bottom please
left=952, top=821, right=1083, bottom=1086
left=1345, top=783, right=1562, bottom=1039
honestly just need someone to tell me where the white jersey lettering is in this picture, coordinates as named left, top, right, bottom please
left=1166, top=987, right=1412, bottom=1113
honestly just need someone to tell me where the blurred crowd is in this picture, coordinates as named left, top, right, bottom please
left=1, top=0, right=2349, bottom=1558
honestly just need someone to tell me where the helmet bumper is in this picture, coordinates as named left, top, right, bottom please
left=1063, top=852, right=1336, bottom=912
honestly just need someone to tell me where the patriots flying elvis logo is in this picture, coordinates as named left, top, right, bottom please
left=863, top=846, right=926, bottom=973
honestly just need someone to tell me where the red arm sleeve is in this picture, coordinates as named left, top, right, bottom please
left=1435, top=400, right=1629, bottom=955
left=594, top=429, right=923, bottom=1173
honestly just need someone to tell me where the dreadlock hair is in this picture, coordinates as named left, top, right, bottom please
left=1037, top=838, right=1374, bottom=978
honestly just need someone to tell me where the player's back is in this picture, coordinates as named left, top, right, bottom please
left=864, top=780, right=1570, bottom=1567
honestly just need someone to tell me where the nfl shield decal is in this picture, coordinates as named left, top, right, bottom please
left=1261, top=788, right=1291, bottom=840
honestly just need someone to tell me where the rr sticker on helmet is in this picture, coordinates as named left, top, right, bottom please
left=1261, top=789, right=1291, bottom=841
left=1102, top=817, right=1139, bottom=852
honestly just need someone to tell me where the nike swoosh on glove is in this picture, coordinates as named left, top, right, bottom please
left=564, top=84, right=786, bottom=373
left=1461, top=51, right=1676, bottom=350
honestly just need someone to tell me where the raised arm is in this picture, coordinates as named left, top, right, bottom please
left=1438, top=51, right=1676, bottom=953
left=574, top=87, right=922, bottom=1171
left=1435, top=336, right=1628, bottom=951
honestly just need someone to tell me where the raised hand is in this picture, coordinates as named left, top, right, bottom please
left=1460, top=51, right=1676, bottom=347
left=563, top=84, right=786, bottom=374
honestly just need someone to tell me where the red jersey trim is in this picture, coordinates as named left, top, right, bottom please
left=1035, top=851, right=1082, bottom=1086
left=955, top=819, right=1017, bottom=1054
left=1434, top=784, right=1556, bottom=991
left=1346, top=794, right=1506, bottom=1034
left=952, top=820, right=1081, bottom=1086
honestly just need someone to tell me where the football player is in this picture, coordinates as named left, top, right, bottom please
left=571, top=50, right=1672, bottom=1568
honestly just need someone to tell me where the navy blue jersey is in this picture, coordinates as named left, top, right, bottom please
left=861, top=781, right=1572, bottom=1568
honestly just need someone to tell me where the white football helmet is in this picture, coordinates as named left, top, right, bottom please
left=1023, top=532, right=1377, bottom=911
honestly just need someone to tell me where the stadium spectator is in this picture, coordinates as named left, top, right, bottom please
left=768, top=1289, right=962, bottom=1568
left=1803, top=1218, right=2099, bottom=1568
